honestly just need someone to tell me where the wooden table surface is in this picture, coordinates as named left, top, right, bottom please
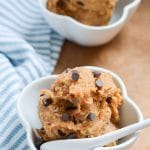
left=54, top=0, right=150, bottom=149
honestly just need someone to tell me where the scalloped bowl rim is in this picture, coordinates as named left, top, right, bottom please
left=17, top=66, right=143, bottom=150
left=39, top=0, right=141, bottom=30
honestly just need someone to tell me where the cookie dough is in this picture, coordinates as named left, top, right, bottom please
left=38, top=67, right=123, bottom=146
left=47, top=0, right=117, bottom=26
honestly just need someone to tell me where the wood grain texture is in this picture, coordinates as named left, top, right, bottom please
left=54, top=0, right=150, bottom=149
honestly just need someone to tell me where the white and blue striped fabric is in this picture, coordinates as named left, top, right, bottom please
left=0, top=0, right=64, bottom=149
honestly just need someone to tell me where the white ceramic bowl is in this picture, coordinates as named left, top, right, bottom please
left=38, top=0, right=141, bottom=46
left=17, top=66, right=143, bottom=150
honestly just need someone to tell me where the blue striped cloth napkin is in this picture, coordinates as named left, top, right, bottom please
left=0, top=0, right=64, bottom=149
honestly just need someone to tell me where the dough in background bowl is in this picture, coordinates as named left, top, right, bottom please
left=47, top=0, right=117, bottom=26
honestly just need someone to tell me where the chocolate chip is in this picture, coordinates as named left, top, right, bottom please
left=62, top=113, right=70, bottom=121
left=106, top=97, right=112, bottom=104
left=58, top=129, right=66, bottom=136
left=42, top=98, right=53, bottom=106
left=72, top=116, right=77, bottom=124
left=65, top=106, right=77, bottom=111
left=86, top=135, right=90, bottom=138
left=40, top=93, right=45, bottom=97
left=92, top=71, right=101, bottom=78
left=57, top=0, right=65, bottom=8
left=87, top=113, right=96, bottom=121
left=67, top=133, right=77, bottom=139
left=47, top=122, right=51, bottom=125
left=95, top=79, right=103, bottom=88
left=64, top=101, right=77, bottom=111
left=77, top=1, right=84, bottom=6
left=71, top=70, right=79, bottom=81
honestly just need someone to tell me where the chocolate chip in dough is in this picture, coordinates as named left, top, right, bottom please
left=86, top=135, right=90, bottom=138
left=87, top=113, right=96, bottom=121
left=92, top=71, right=101, bottom=78
left=57, top=0, right=66, bottom=8
left=40, top=93, right=45, bottom=97
left=72, top=116, right=77, bottom=124
left=77, top=1, right=84, bottom=6
left=58, top=129, right=66, bottom=137
left=71, top=70, right=79, bottom=81
left=106, top=97, right=112, bottom=104
left=62, top=113, right=70, bottom=121
left=42, top=98, right=53, bottom=106
left=65, top=106, right=77, bottom=111
left=65, top=105, right=77, bottom=111
left=95, top=79, right=103, bottom=88
left=67, top=133, right=77, bottom=139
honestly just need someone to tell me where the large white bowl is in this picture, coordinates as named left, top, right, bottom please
left=38, top=0, right=141, bottom=46
left=17, top=66, right=143, bottom=150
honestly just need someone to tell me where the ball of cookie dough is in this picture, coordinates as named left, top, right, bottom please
left=47, top=0, right=117, bottom=26
left=38, top=67, right=123, bottom=144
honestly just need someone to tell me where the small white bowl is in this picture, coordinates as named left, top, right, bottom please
left=38, top=0, right=141, bottom=46
left=17, top=66, right=143, bottom=150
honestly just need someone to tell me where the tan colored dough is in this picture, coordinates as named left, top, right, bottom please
left=47, top=0, right=117, bottom=26
left=38, top=67, right=123, bottom=146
